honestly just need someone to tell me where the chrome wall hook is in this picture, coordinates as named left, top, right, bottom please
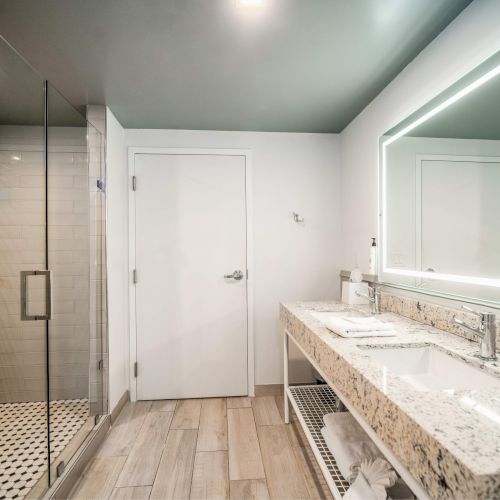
left=293, top=212, right=304, bottom=224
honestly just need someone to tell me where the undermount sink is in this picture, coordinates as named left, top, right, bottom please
left=362, top=346, right=500, bottom=392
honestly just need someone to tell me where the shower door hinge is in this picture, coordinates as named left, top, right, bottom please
left=132, top=175, right=137, bottom=191
left=56, top=461, right=65, bottom=478
left=134, top=362, right=138, bottom=378
left=97, top=178, right=106, bottom=192
left=98, top=359, right=104, bottom=371
left=133, top=269, right=138, bottom=284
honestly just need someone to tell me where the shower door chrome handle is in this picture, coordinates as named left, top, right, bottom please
left=20, top=270, right=52, bottom=320
left=224, top=270, right=244, bottom=281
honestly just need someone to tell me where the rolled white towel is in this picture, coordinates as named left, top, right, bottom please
left=323, top=412, right=377, bottom=445
left=323, top=316, right=396, bottom=338
left=321, top=426, right=383, bottom=482
left=357, top=458, right=398, bottom=499
left=321, top=413, right=384, bottom=482
left=344, top=459, right=398, bottom=500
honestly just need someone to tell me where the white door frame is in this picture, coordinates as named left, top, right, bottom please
left=414, top=153, right=500, bottom=286
left=128, top=147, right=255, bottom=401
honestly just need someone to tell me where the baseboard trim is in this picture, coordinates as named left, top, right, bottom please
left=255, top=384, right=284, bottom=397
left=44, top=414, right=111, bottom=500
left=111, top=390, right=130, bottom=425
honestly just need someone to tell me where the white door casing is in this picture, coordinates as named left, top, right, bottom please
left=415, top=154, right=500, bottom=284
left=128, top=148, right=254, bottom=401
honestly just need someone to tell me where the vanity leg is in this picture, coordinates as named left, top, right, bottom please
left=283, top=331, right=290, bottom=424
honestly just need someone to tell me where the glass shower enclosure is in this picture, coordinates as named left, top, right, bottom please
left=0, top=38, right=107, bottom=499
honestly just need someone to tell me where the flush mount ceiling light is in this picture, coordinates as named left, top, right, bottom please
left=11, top=155, right=20, bottom=161
left=238, top=0, right=264, bottom=7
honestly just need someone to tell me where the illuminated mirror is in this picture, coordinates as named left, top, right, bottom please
left=380, top=51, right=500, bottom=305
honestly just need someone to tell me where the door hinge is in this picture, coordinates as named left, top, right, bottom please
left=132, top=175, right=137, bottom=191
left=56, top=461, right=65, bottom=478
left=133, top=269, right=137, bottom=284
left=98, top=359, right=104, bottom=371
left=94, top=414, right=101, bottom=425
left=134, top=362, right=138, bottom=378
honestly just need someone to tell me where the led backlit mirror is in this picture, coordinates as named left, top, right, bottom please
left=380, top=51, right=500, bottom=305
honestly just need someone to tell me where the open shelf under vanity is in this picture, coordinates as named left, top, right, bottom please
left=283, top=328, right=426, bottom=500
left=286, top=384, right=350, bottom=499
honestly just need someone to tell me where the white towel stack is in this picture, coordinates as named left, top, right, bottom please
left=320, top=412, right=414, bottom=499
left=321, top=412, right=385, bottom=483
left=322, top=316, right=396, bottom=338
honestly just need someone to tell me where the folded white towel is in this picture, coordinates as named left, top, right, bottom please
left=347, top=317, right=392, bottom=329
left=323, top=316, right=396, bottom=338
left=327, top=316, right=394, bottom=332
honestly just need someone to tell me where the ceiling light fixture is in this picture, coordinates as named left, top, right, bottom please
left=239, top=0, right=263, bottom=7
left=11, top=155, right=20, bottom=161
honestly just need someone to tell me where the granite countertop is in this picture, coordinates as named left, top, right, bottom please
left=280, top=300, right=500, bottom=500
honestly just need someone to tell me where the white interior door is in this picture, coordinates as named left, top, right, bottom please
left=134, top=153, right=248, bottom=400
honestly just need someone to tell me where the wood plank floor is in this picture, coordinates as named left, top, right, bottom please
left=70, top=395, right=330, bottom=500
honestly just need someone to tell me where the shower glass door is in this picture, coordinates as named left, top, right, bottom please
left=46, top=84, right=107, bottom=484
left=0, top=40, right=50, bottom=499
left=0, top=37, right=107, bottom=498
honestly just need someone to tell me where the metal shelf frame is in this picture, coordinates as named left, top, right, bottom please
left=283, top=328, right=429, bottom=500
left=286, top=385, right=350, bottom=499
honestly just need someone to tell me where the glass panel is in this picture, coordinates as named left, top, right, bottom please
left=46, top=84, right=105, bottom=482
left=0, top=39, right=49, bottom=497
left=88, top=122, right=107, bottom=419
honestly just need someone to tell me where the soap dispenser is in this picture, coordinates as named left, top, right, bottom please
left=368, top=237, right=377, bottom=275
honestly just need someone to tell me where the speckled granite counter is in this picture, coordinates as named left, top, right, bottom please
left=280, top=301, right=500, bottom=500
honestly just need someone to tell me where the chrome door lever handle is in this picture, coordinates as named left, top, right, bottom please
left=224, top=270, right=244, bottom=281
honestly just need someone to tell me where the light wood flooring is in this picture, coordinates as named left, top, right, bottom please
left=69, top=395, right=330, bottom=500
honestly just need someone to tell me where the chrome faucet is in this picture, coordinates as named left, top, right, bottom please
left=451, top=305, right=497, bottom=361
left=355, top=284, right=381, bottom=315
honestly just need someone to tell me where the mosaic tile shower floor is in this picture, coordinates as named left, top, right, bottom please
left=0, top=399, right=89, bottom=499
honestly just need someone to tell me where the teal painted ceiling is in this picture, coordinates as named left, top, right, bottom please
left=0, top=0, right=472, bottom=132
left=410, top=68, right=500, bottom=141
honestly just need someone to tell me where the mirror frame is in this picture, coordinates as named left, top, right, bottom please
left=378, top=51, right=500, bottom=306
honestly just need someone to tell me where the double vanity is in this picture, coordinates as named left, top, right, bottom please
left=281, top=297, right=500, bottom=500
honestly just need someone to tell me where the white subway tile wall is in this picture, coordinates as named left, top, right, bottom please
left=48, top=143, right=91, bottom=403
left=0, top=125, right=106, bottom=405
left=0, top=146, right=47, bottom=403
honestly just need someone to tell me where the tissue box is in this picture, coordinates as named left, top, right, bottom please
left=342, top=281, right=369, bottom=305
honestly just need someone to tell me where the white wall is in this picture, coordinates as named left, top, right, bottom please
left=105, top=0, right=500, bottom=396
left=106, top=108, right=129, bottom=410
left=339, top=0, right=500, bottom=273
left=126, top=129, right=341, bottom=385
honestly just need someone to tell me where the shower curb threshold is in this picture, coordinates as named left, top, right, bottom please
left=43, top=414, right=111, bottom=500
